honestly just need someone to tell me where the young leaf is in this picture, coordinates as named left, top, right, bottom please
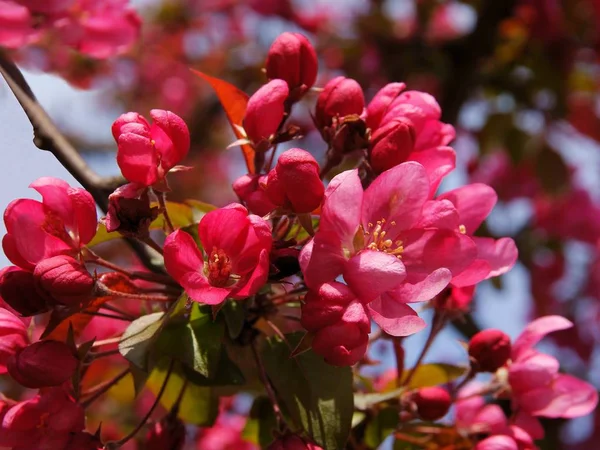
left=118, top=312, right=165, bottom=370
left=221, top=300, right=245, bottom=340
left=181, top=347, right=245, bottom=386
left=262, top=333, right=354, bottom=450
left=402, top=363, right=467, bottom=389
left=191, top=69, right=256, bottom=173
left=364, top=407, right=399, bottom=449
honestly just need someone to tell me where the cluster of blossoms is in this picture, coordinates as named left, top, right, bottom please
left=0, top=31, right=596, bottom=450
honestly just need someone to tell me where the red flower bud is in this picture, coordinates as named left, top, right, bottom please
left=265, top=149, right=324, bottom=213
left=0, top=308, right=28, bottom=374
left=268, top=433, right=323, bottom=450
left=33, top=255, right=94, bottom=306
left=233, top=174, right=276, bottom=216
left=8, top=340, right=78, bottom=388
left=413, top=387, right=452, bottom=421
left=366, top=82, right=406, bottom=130
left=368, top=117, right=416, bottom=174
left=266, top=32, right=318, bottom=96
left=468, top=329, right=512, bottom=372
left=243, top=79, right=289, bottom=146
left=315, top=76, right=364, bottom=129
left=105, top=183, right=158, bottom=236
left=0, top=266, right=49, bottom=316
left=145, top=415, right=186, bottom=450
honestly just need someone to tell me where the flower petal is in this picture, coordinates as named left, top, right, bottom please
left=198, top=204, right=250, bottom=256
left=387, top=268, right=452, bottom=304
left=116, top=124, right=159, bottom=186
left=474, top=237, right=518, bottom=279
left=163, top=230, right=204, bottom=284
left=511, top=315, right=573, bottom=360
left=181, top=272, right=230, bottom=305
left=438, top=183, right=497, bottom=233
left=299, top=234, right=347, bottom=289
left=343, top=250, right=406, bottom=303
left=367, top=295, right=426, bottom=336
left=320, top=169, right=363, bottom=245
left=526, top=374, right=598, bottom=419
left=474, top=436, right=518, bottom=450
left=408, top=146, right=455, bottom=196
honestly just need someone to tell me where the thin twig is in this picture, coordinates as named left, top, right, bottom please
left=402, top=312, right=446, bottom=387
left=157, top=192, right=175, bottom=234
left=82, top=367, right=130, bottom=408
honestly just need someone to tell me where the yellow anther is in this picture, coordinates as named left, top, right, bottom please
left=459, top=224, right=467, bottom=234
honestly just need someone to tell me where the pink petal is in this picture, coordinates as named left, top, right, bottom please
left=117, top=127, right=159, bottom=186
left=299, top=233, right=347, bottom=289
left=509, top=352, right=559, bottom=394
left=150, top=109, right=190, bottom=170
left=181, top=272, right=230, bottom=305
left=29, top=177, right=73, bottom=227
left=233, top=249, right=270, bottom=298
left=198, top=205, right=250, bottom=256
left=387, top=268, right=452, bottom=303
left=408, top=146, right=456, bottom=196
left=473, top=404, right=508, bottom=434
left=474, top=237, right=518, bottom=279
left=475, top=436, right=518, bottom=450
left=365, top=82, right=406, bottom=130
left=163, top=230, right=204, bottom=284
left=512, top=412, right=544, bottom=440
left=438, top=183, right=497, bottom=233
left=363, top=161, right=429, bottom=231
left=450, top=259, right=492, bottom=287
left=2, top=234, right=34, bottom=271
left=412, top=199, right=460, bottom=229
left=414, top=120, right=455, bottom=151
left=343, top=250, right=406, bottom=303
left=67, top=188, right=97, bottom=245
left=528, top=374, right=598, bottom=418
left=366, top=295, right=426, bottom=336
left=320, top=169, right=362, bottom=245
left=511, top=315, right=573, bottom=360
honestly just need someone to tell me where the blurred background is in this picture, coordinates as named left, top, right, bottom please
left=1, top=0, right=600, bottom=448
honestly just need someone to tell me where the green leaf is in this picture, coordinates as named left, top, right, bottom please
left=242, top=396, right=278, bottom=447
left=118, top=312, right=165, bottom=371
left=354, top=387, right=405, bottom=410
left=364, top=407, right=399, bottom=449
left=262, top=333, right=353, bottom=450
left=153, top=303, right=224, bottom=379
left=146, top=360, right=217, bottom=425
left=221, top=300, right=246, bottom=339
left=181, top=347, right=245, bottom=386
left=402, top=363, right=467, bottom=389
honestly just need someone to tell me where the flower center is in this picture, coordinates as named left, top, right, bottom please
left=360, top=218, right=404, bottom=258
left=206, top=247, right=233, bottom=287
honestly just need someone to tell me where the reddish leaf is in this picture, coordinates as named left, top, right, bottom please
left=191, top=69, right=256, bottom=173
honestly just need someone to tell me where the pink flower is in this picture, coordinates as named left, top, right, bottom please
left=0, top=308, right=28, bottom=375
left=243, top=79, right=289, bottom=147
left=301, top=282, right=370, bottom=366
left=265, top=148, right=324, bottom=213
left=2, top=177, right=97, bottom=270
left=368, top=117, right=415, bottom=174
left=435, top=183, right=518, bottom=287
left=268, top=433, right=323, bottom=450
left=0, top=1, right=38, bottom=49
left=112, top=110, right=190, bottom=188
left=315, top=77, right=365, bottom=129
left=0, top=388, right=85, bottom=449
left=195, top=412, right=257, bottom=450
left=300, top=162, right=476, bottom=336
left=508, top=316, right=598, bottom=419
left=164, top=204, right=272, bottom=305
left=413, top=387, right=452, bottom=421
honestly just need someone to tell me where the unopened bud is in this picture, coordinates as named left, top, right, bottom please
left=413, top=387, right=452, bottom=421
left=366, top=82, right=406, bottom=130
left=315, top=77, right=364, bottom=129
left=266, top=32, right=318, bottom=99
left=468, top=329, right=512, bottom=372
left=243, top=79, right=289, bottom=147
left=105, top=183, right=158, bottom=237
left=145, top=415, right=186, bottom=450
left=268, top=433, right=323, bottom=450
left=265, top=149, right=324, bottom=213
left=232, top=174, right=276, bottom=216
left=0, top=267, right=49, bottom=316
left=33, top=255, right=94, bottom=306
left=368, top=117, right=415, bottom=173
left=7, top=340, right=78, bottom=388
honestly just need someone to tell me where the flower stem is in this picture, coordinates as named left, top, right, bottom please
left=81, top=368, right=130, bottom=408
left=392, top=337, right=405, bottom=387
left=157, top=192, right=175, bottom=234
left=96, top=282, right=175, bottom=302
left=402, top=312, right=446, bottom=387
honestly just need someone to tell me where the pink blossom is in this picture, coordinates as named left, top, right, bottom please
left=2, top=177, right=97, bottom=270
left=508, top=316, right=598, bottom=418
left=0, top=1, right=39, bottom=49
left=112, top=110, right=190, bottom=188
left=164, top=204, right=272, bottom=305
left=16, top=0, right=74, bottom=15
left=300, top=162, right=477, bottom=336
left=0, top=388, right=85, bottom=449
left=0, top=308, right=28, bottom=375
left=196, top=412, right=257, bottom=450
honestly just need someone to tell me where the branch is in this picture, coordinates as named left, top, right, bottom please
left=0, top=51, right=163, bottom=274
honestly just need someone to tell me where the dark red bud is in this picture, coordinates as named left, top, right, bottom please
left=105, top=183, right=158, bottom=236
left=0, top=267, right=49, bottom=316
left=268, top=433, right=324, bottom=450
left=315, top=77, right=365, bottom=129
left=468, top=329, right=512, bottom=372
left=265, top=148, right=324, bottom=213
left=7, top=340, right=78, bottom=388
left=369, top=118, right=415, bottom=174
left=145, top=415, right=186, bottom=450
left=266, top=32, right=318, bottom=95
left=413, top=387, right=452, bottom=421
left=243, top=79, right=289, bottom=146
left=33, top=255, right=94, bottom=306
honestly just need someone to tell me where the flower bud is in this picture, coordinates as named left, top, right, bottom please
left=368, top=118, right=415, bottom=174
left=366, top=82, right=406, bottom=130
left=315, top=77, right=364, bottom=129
left=0, top=308, right=28, bottom=374
left=0, top=266, right=49, bottom=316
left=8, top=340, right=78, bottom=388
left=232, top=174, right=276, bottom=216
left=413, top=387, right=452, bottom=421
left=266, top=32, right=318, bottom=97
left=105, top=183, right=158, bottom=236
left=145, top=415, right=186, bottom=450
left=265, top=149, right=324, bottom=213
left=468, top=329, right=512, bottom=372
left=268, top=433, right=323, bottom=450
left=33, top=255, right=94, bottom=306
left=301, top=282, right=356, bottom=332
left=243, top=79, right=289, bottom=147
